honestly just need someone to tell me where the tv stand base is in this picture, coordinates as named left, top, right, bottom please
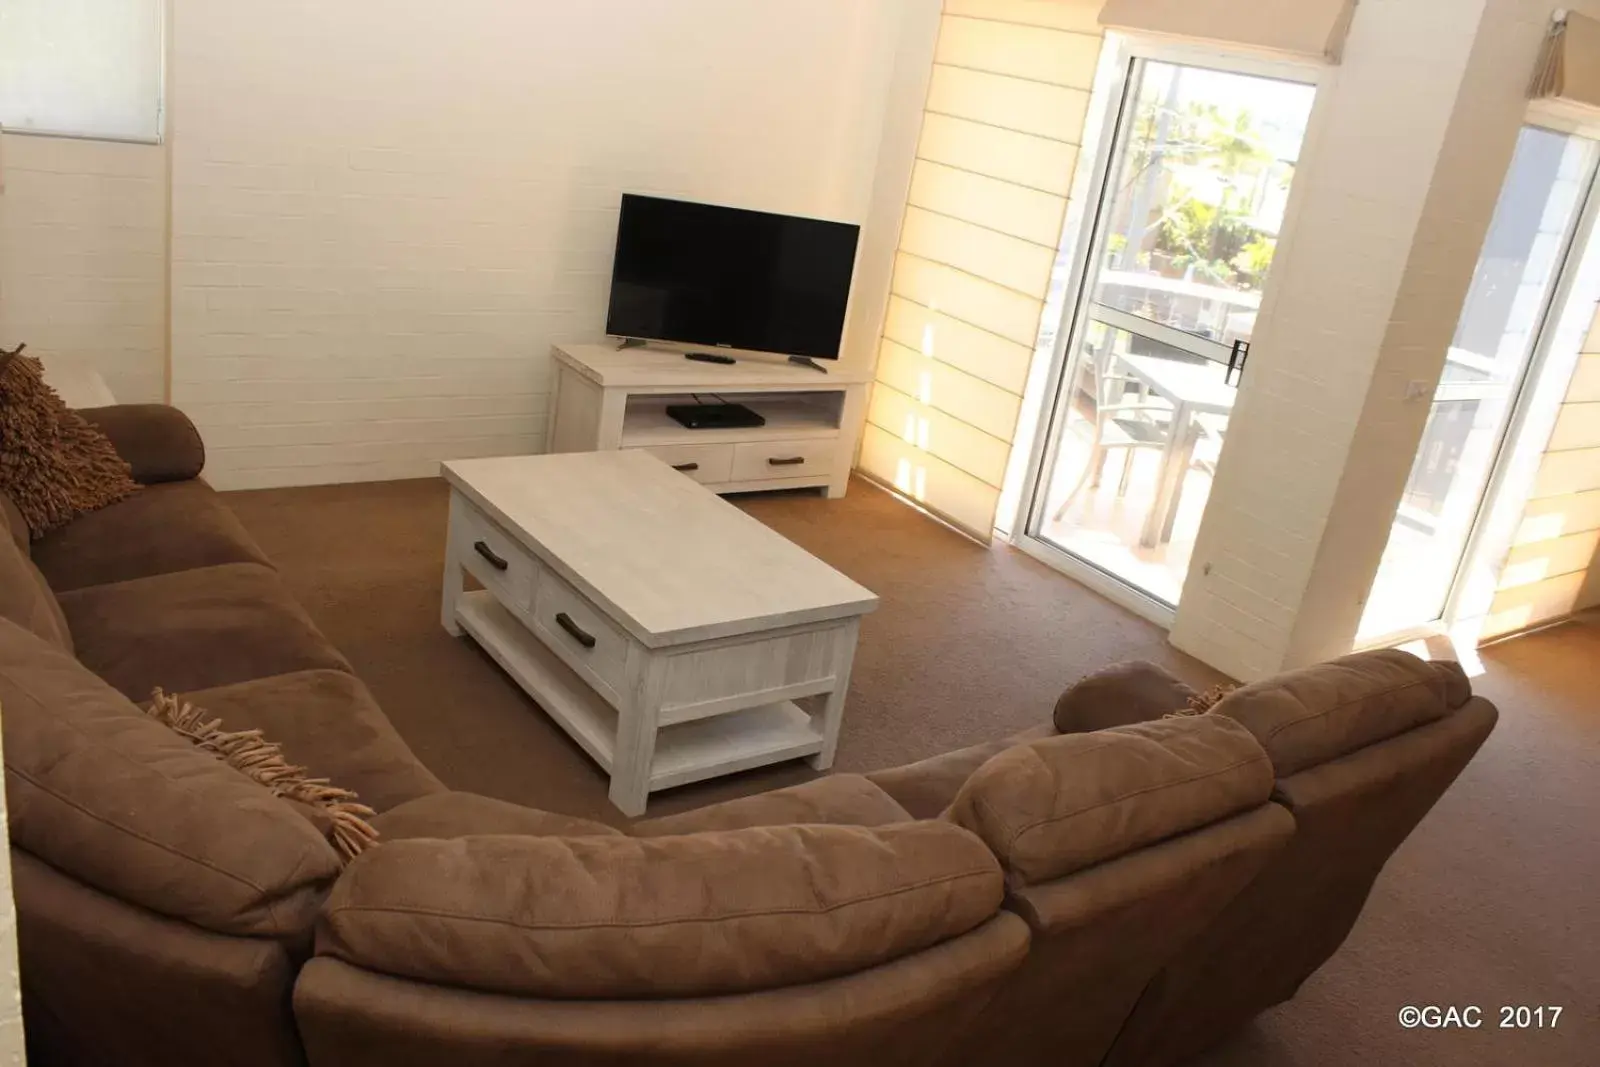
left=546, top=343, right=869, bottom=500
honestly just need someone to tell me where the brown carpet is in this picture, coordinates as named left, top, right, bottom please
left=223, top=476, right=1598, bottom=1066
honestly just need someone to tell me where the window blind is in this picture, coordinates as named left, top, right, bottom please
left=0, top=0, right=164, bottom=141
left=1531, top=13, right=1600, bottom=112
left=860, top=0, right=1106, bottom=542
left=1097, top=0, right=1356, bottom=61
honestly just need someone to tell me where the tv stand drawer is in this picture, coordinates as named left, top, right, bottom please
left=635, top=443, right=735, bottom=485
left=730, top=439, right=835, bottom=482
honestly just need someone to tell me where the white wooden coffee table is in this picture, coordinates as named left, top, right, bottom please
left=439, top=450, right=878, bottom=815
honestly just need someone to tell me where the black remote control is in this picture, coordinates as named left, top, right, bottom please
left=684, top=352, right=738, bottom=365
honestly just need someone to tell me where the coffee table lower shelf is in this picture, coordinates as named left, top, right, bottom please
left=455, top=591, right=826, bottom=796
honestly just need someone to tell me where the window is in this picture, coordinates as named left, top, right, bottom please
left=1023, top=57, right=1317, bottom=610
left=0, top=0, right=164, bottom=142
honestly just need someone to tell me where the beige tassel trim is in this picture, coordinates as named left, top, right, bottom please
left=1165, top=683, right=1239, bottom=719
left=147, top=689, right=379, bottom=860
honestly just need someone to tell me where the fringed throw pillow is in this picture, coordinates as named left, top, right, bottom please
left=0, top=350, right=139, bottom=538
left=1166, top=684, right=1240, bottom=719
left=147, top=689, right=379, bottom=860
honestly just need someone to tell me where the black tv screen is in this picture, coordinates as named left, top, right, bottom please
left=606, top=194, right=861, bottom=361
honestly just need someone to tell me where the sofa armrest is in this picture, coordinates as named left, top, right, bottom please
left=865, top=725, right=1054, bottom=820
left=78, top=404, right=205, bottom=484
left=1053, top=661, right=1199, bottom=734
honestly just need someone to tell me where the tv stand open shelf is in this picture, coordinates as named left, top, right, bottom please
left=545, top=344, right=871, bottom=498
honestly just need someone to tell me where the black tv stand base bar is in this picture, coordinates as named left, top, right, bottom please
left=787, top=356, right=829, bottom=374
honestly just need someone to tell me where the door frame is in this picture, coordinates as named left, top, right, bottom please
left=1006, top=35, right=1328, bottom=626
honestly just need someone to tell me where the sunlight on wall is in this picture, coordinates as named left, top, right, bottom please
left=858, top=0, right=1107, bottom=541
left=1484, top=346, right=1600, bottom=638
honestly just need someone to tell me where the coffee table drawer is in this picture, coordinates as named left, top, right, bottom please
left=636, top=443, right=735, bottom=485
left=730, top=439, right=835, bottom=482
left=456, top=503, right=538, bottom=610
left=532, top=569, right=631, bottom=704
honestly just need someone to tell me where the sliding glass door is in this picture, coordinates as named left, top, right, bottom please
left=1356, top=127, right=1600, bottom=643
left=1360, top=126, right=1600, bottom=640
left=1021, top=56, right=1317, bottom=609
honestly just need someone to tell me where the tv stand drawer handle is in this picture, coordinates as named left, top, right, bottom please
left=473, top=541, right=509, bottom=571
left=769, top=456, right=806, bottom=467
left=555, top=612, right=598, bottom=649
left=672, top=462, right=700, bottom=473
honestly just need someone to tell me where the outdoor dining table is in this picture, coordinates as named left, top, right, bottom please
left=1116, top=353, right=1238, bottom=548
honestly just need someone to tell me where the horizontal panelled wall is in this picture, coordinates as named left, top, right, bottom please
left=0, top=133, right=168, bottom=403
left=169, top=0, right=922, bottom=490
left=1485, top=316, right=1600, bottom=638
left=860, top=0, right=1106, bottom=540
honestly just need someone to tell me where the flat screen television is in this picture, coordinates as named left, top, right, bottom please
left=606, top=194, right=861, bottom=361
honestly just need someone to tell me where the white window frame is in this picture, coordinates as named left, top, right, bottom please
left=1004, top=33, right=1331, bottom=627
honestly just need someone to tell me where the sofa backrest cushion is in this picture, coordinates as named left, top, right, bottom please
left=0, top=491, right=69, bottom=651
left=948, top=715, right=1273, bottom=885
left=1053, top=660, right=1197, bottom=734
left=1209, top=649, right=1467, bottom=778
left=0, top=521, right=72, bottom=654
left=2, top=495, right=29, bottom=554
left=0, top=618, right=343, bottom=938
left=316, top=821, right=1004, bottom=999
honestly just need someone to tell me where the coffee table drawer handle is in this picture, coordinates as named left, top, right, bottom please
left=768, top=456, right=806, bottom=467
left=672, top=462, right=700, bottom=473
left=473, top=541, right=509, bottom=571
left=555, top=612, right=597, bottom=649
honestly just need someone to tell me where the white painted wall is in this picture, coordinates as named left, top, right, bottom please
left=168, top=0, right=931, bottom=489
left=0, top=132, right=167, bottom=403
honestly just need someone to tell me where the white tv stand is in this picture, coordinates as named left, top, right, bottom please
left=544, top=343, right=871, bottom=498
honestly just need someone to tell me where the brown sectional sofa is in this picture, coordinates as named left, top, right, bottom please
left=0, top=404, right=1498, bottom=1067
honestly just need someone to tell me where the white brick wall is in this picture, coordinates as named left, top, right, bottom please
left=0, top=133, right=167, bottom=403
left=169, top=0, right=923, bottom=490
left=1171, top=0, right=1555, bottom=679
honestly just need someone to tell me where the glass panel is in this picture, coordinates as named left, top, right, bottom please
left=1092, top=63, right=1317, bottom=357
left=1039, top=322, right=1233, bottom=604
left=1031, top=60, right=1315, bottom=608
left=1360, top=126, right=1600, bottom=639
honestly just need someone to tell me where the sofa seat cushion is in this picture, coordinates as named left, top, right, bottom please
left=866, top=725, right=1055, bottom=820
left=59, top=563, right=350, bottom=700
left=948, top=716, right=1274, bottom=886
left=0, top=618, right=342, bottom=937
left=632, top=774, right=911, bottom=837
left=31, top=479, right=272, bottom=594
left=373, top=792, right=620, bottom=841
left=173, top=670, right=444, bottom=815
left=1210, top=650, right=1468, bottom=777
left=316, top=822, right=1004, bottom=1000
left=0, top=525, right=73, bottom=654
